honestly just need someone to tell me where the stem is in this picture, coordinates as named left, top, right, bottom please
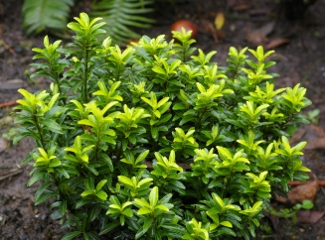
left=83, top=48, right=90, bottom=103
left=95, top=134, right=100, bottom=161
left=33, top=114, right=46, bottom=149
left=115, top=65, right=121, bottom=81
left=195, top=107, right=207, bottom=128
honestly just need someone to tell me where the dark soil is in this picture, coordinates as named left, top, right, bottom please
left=1, top=0, right=325, bottom=239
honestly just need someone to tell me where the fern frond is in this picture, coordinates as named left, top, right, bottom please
left=91, top=0, right=155, bottom=44
left=22, top=0, right=75, bottom=35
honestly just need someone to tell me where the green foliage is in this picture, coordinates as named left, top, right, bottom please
left=21, top=0, right=154, bottom=44
left=91, top=0, right=155, bottom=43
left=14, top=13, right=312, bottom=239
left=299, top=108, right=320, bottom=125
left=22, top=0, right=74, bottom=35
left=267, top=199, right=314, bottom=224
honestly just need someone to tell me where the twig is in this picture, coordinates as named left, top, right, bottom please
left=0, top=24, right=16, bottom=56
left=0, top=101, right=18, bottom=108
left=207, top=21, right=219, bottom=44
left=0, top=39, right=16, bottom=56
left=0, top=168, right=22, bottom=182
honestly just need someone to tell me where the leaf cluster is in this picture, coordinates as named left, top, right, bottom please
left=14, top=13, right=312, bottom=240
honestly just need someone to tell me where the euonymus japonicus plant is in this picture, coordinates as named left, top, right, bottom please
left=14, top=12, right=311, bottom=240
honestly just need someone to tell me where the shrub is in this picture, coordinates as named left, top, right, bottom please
left=14, top=12, right=311, bottom=240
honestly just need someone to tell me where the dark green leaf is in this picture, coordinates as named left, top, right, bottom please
left=35, top=190, right=58, bottom=205
left=135, top=217, right=153, bottom=239
left=28, top=170, right=47, bottom=187
left=62, top=231, right=83, bottom=240
left=99, top=221, right=121, bottom=235
left=42, top=119, right=63, bottom=134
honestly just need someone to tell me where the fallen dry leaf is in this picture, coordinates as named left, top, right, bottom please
left=310, top=124, right=325, bottom=137
left=296, top=210, right=325, bottom=224
left=245, top=21, right=276, bottom=46
left=249, top=8, right=269, bottom=16
left=246, top=31, right=269, bottom=46
left=265, top=38, right=290, bottom=50
left=228, top=0, right=252, bottom=11
left=258, top=21, right=276, bottom=36
left=289, top=180, right=325, bottom=187
left=291, top=124, right=325, bottom=148
left=276, top=180, right=319, bottom=205
left=305, top=137, right=325, bottom=150
left=290, top=126, right=307, bottom=145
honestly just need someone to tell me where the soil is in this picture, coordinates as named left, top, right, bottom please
left=1, top=0, right=325, bottom=239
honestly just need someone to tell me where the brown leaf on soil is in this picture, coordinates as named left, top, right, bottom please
left=291, top=124, right=325, bottom=147
left=228, top=0, right=252, bottom=11
left=290, top=126, right=307, bottom=145
left=296, top=210, right=325, bottom=224
left=265, top=38, right=290, bottom=50
left=289, top=180, right=325, bottom=187
left=245, top=21, right=277, bottom=47
left=275, top=180, right=319, bottom=205
left=246, top=31, right=269, bottom=46
left=305, top=137, right=325, bottom=150
left=258, top=21, right=276, bottom=36
left=310, top=124, right=325, bottom=137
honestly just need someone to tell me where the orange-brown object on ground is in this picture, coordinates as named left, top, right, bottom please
left=171, top=20, right=198, bottom=39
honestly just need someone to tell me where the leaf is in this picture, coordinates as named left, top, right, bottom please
left=134, top=199, right=151, bottom=209
left=154, top=204, right=170, bottom=212
left=305, top=137, right=325, bottom=150
left=35, top=190, right=58, bottom=205
left=81, top=190, right=93, bottom=198
left=91, top=0, right=155, bottom=44
left=220, top=221, right=233, bottom=228
left=138, top=208, right=152, bottom=215
left=118, top=176, right=134, bottom=188
left=135, top=217, right=154, bottom=239
left=42, top=119, right=63, bottom=134
left=214, top=12, right=225, bottom=30
left=149, top=186, right=159, bottom=207
left=62, top=231, right=83, bottom=240
left=96, top=191, right=108, bottom=201
left=100, top=153, right=114, bottom=171
left=99, top=222, right=120, bottom=235
left=135, top=150, right=150, bottom=165
left=22, top=0, right=74, bottom=34
left=96, top=180, right=107, bottom=191
left=296, top=210, right=325, bottom=224
left=122, top=208, right=133, bottom=217
left=49, top=158, right=61, bottom=168
left=246, top=31, right=268, bottom=47
left=179, top=115, right=196, bottom=126
left=275, top=180, right=319, bottom=204
left=28, top=170, right=46, bottom=186
left=265, top=38, right=290, bottom=50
